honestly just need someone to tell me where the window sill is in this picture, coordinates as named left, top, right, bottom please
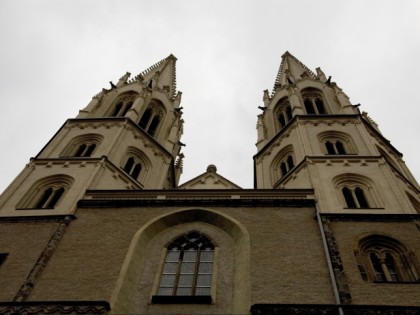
left=151, top=295, right=212, bottom=304
left=15, top=207, right=55, bottom=210
left=343, top=207, right=385, bottom=210
left=372, top=280, right=419, bottom=284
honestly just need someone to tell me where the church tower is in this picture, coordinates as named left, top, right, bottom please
left=255, top=51, right=419, bottom=215
left=0, top=55, right=184, bottom=217
left=1, top=53, right=419, bottom=315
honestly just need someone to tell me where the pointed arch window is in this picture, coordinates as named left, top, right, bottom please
left=122, top=156, right=142, bottom=181
left=60, top=134, right=103, bottom=158
left=16, top=175, right=73, bottom=210
left=355, top=235, right=419, bottom=283
left=110, top=93, right=137, bottom=117
left=139, top=99, right=165, bottom=137
left=301, top=89, right=328, bottom=115
left=333, top=174, right=381, bottom=209
left=274, top=98, right=293, bottom=130
left=318, top=131, right=357, bottom=155
left=153, top=232, right=214, bottom=304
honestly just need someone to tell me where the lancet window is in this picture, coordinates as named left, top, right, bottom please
left=139, top=99, right=165, bottom=137
left=110, top=92, right=138, bottom=117
left=17, top=175, right=73, bottom=210
left=156, top=232, right=214, bottom=298
left=274, top=98, right=293, bottom=130
left=301, top=89, right=327, bottom=115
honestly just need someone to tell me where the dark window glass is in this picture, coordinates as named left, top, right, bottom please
left=326, top=141, right=335, bottom=154
left=124, top=157, right=135, bottom=173
left=342, top=187, right=356, bottom=208
left=46, top=187, right=65, bottom=208
left=355, top=187, right=369, bottom=208
left=315, top=98, right=326, bottom=114
left=335, top=141, right=346, bottom=154
left=370, top=253, right=386, bottom=282
left=139, top=108, right=153, bottom=129
left=304, top=99, right=315, bottom=114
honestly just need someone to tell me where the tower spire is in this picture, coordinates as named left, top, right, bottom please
left=134, top=54, right=178, bottom=100
left=272, top=51, right=317, bottom=95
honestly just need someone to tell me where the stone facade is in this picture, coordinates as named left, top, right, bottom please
left=0, top=53, right=419, bottom=314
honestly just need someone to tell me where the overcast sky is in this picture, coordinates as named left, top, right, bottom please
left=0, top=0, right=419, bottom=193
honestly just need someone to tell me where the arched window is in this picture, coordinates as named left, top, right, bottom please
left=17, top=175, right=74, bottom=210
left=301, top=88, right=328, bottom=115
left=341, top=186, right=369, bottom=208
left=155, top=232, right=214, bottom=298
left=121, top=147, right=150, bottom=183
left=110, top=92, right=138, bottom=117
left=272, top=145, right=296, bottom=183
left=60, top=134, right=103, bottom=158
left=122, top=157, right=142, bottom=180
left=355, top=235, right=419, bottom=283
left=274, top=98, right=293, bottom=130
left=318, top=131, right=357, bottom=155
left=138, top=99, right=165, bottom=137
left=333, top=174, right=379, bottom=209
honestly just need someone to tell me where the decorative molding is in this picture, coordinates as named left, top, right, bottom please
left=13, top=216, right=74, bottom=302
left=321, top=217, right=352, bottom=304
left=251, top=304, right=420, bottom=315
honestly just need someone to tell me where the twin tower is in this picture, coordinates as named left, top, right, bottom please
left=0, top=52, right=419, bottom=315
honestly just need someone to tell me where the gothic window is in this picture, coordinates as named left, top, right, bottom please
left=123, top=157, right=142, bottom=180
left=355, top=235, right=419, bottom=283
left=333, top=174, right=379, bottom=209
left=272, top=145, right=296, bottom=184
left=274, top=98, right=293, bottom=130
left=60, top=134, right=103, bottom=158
left=342, top=186, right=369, bottom=208
left=153, top=232, right=214, bottom=303
left=318, top=131, right=356, bottom=155
left=17, top=175, right=73, bottom=210
left=110, top=92, right=138, bottom=117
left=121, top=147, right=150, bottom=183
left=301, top=88, right=328, bottom=115
left=138, top=99, right=165, bottom=137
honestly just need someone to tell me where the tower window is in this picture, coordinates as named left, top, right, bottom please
left=355, top=235, right=419, bottom=283
left=318, top=131, right=357, bottom=155
left=301, top=89, right=328, bottom=115
left=60, top=134, right=103, bottom=158
left=274, top=98, right=293, bottom=130
left=153, top=232, right=214, bottom=303
left=341, top=186, right=369, bottom=208
left=17, top=175, right=73, bottom=210
left=123, top=157, right=142, bottom=181
left=110, top=93, right=137, bottom=117
left=280, top=154, right=294, bottom=178
left=325, top=141, right=347, bottom=155
left=138, top=99, right=165, bottom=137
left=333, top=174, right=380, bottom=209
left=74, top=143, right=96, bottom=157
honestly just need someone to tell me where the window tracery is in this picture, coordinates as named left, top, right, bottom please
left=301, top=88, right=327, bottom=115
left=60, top=134, right=103, bottom=158
left=274, top=98, right=293, bottom=130
left=110, top=92, right=138, bottom=117
left=156, top=231, right=214, bottom=298
left=17, top=175, right=73, bottom=210
left=333, top=174, right=379, bottom=209
left=355, top=235, right=419, bottom=283
left=138, top=99, right=165, bottom=137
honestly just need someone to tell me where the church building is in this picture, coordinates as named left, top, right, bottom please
left=0, top=52, right=419, bottom=315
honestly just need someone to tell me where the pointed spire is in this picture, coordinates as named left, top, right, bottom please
left=134, top=54, right=178, bottom=100
left=272, top=51, right=317, bottom=95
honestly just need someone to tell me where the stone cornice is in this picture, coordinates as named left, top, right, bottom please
left=78, top=188, right=315, bottom=208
